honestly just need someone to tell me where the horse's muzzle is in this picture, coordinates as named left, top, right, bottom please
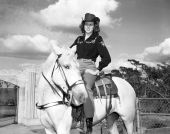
left=78, top=92, right=87, bottom=104
left=72, top=86, right=87, bottom=105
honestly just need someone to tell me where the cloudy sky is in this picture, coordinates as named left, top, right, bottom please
left=0, top=0, right=170, bottom=70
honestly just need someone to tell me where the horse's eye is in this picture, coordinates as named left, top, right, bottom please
left=64, top=65, right=70, bottom=69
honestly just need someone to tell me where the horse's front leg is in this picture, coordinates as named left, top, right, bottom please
left=57, top=106, right=73, bottom=134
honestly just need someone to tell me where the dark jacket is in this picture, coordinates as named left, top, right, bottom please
left=70, top=33, right=111, bottom=71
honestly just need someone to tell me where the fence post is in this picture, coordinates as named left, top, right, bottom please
left=136, top=98, right=141, bottom=134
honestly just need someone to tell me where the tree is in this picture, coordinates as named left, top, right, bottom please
left=111, top=69, right=122, bottom=77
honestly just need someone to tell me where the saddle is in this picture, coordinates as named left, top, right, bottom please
left=93, top=74, right=118, bottom=98
left=71, top=74, right=118, bottom=128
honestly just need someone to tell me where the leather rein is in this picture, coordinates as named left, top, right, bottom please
left=36, top=54, right=84, bottom=110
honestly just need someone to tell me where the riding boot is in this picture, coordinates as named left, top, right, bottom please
left=86, top=118, right=93, bottom=134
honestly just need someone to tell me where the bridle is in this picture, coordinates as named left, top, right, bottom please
left=36, top=54, right=84, bottom=110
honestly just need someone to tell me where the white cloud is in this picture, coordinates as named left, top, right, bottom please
left=140, top=38, right=170, bottom=64
left=33, top=0, right=119, bottom=27
left=96, top=38, right=170, bottom=70
left=103, top=53, right=136, bottom=70
left=0, top=34, right=55, bottom=53
left=109, top=52, right=160, bottom=70
left=113, top=58, right=135, bottom=69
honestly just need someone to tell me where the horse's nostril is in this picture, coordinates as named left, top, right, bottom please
left=79, top=94, right=86, bottom=103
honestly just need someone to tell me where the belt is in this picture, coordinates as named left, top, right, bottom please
left=78, top=58, right=94, bottom=63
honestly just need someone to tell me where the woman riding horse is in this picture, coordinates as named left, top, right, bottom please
left=70, top=13, right=111, bottom=134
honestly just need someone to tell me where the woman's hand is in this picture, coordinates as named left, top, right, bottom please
left=85, top=69, right=100, bottom=75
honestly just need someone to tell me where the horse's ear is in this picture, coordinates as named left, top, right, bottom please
left=50, top=40, right=62, bottom=55
left=70, top=45, right=76, bottom=54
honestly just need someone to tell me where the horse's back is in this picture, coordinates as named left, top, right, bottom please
left=112, top=76, right=136, bottom=100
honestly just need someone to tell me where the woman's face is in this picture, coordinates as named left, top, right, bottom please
left=84, top=21, right=94, bottom=34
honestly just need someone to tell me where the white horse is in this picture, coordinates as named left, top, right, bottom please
left=83, top=69, right=137, bottom=134
left=36, top=44, right=88, bottom=134
left=37, top=44, right=136, bottom=134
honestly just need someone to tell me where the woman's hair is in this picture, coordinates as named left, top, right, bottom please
left=79, top=19, right=100, bottom=34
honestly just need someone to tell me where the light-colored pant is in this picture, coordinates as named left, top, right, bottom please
left=78, top=59, right=97, bottom=118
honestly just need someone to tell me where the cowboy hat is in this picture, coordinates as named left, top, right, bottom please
left=84, top=13, right=100, bottom=23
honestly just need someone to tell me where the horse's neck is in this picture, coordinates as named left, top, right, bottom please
left=38, top=73, right=64, bottom=105
left=39, top=55, right=63, bottom=103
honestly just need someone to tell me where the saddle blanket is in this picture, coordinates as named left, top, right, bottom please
left=93, top=76, right=118, bottom=98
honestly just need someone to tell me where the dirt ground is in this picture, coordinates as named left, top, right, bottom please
left=30, top=127, right=170, bottom=134
left=1, top=124, right=170, bottom=134
left=32, top=126, right=107, bottom=134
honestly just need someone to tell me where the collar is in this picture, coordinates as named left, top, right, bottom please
left=82, top=32, right=99, bottom=41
